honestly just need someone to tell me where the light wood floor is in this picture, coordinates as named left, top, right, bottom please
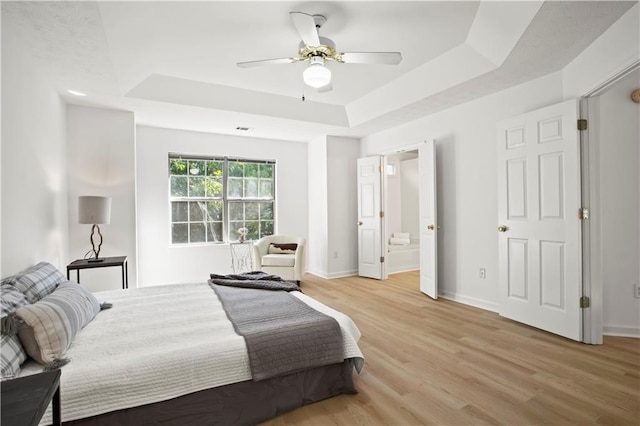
left=263, top=271, right=640, bottom=426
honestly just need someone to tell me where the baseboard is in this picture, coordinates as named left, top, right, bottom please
left=389, top=268, right=419, bottom=275
left=603, top=326, right=640, bottom=338
left=440, top=291, right=499, bottom=313
left=305, top=270, right=357, bottom=280
left=305, top=271, right=328, bottom=279
left=327, top=270, right=358, bottom=279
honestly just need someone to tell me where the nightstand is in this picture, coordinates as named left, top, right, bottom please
left=1, top=369, right=61, bottom=426
left=67, top=256, right=128, bottom=289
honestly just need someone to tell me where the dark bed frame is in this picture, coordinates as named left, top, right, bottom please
left=66, top=360, right=357, bottom=426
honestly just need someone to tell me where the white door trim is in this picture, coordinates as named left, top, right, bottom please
left=379, top=141, right=428, bottom=156
left=579, top=97, right=603, bottom=344
left=578, top=60, right=640, bottom=344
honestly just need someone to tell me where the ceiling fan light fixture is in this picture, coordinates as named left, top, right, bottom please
left=303, top=56, right=331, bottom=88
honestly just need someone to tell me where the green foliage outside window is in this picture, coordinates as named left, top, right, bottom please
left=169, top=156, right=274, bottom=244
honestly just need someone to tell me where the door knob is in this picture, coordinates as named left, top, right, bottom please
left=498, top=225, right=509, bottom=232
left=357, top=221, right=363, bottom=226
left=427, top=224, right=435, bottom=230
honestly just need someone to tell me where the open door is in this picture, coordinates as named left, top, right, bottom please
left=497, top=99, right=582, bottom=341
left=357, top=156, right=385, bottom=279
left=419, top=140, right=438, bottom=299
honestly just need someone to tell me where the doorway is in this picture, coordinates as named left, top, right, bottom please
left=582, top=65, right=640, bottom=343
left=357, top=141, right=438, bottom=298
left=384, top=150, right=420, bottom=275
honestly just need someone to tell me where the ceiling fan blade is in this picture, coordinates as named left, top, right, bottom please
left=290, top=12, right=320, bottom=47
left=317, top=82, right=333, bottom=93
left=340, top=52, right=402, bottom=65
left=237, top=57, right=297, bottom=68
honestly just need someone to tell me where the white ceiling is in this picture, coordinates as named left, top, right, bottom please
left=2, top=1, right=635, bottom=142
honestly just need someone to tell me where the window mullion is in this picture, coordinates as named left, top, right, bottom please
left=223, top=159, right=229, bottom=242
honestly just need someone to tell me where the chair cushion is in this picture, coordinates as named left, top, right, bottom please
left=262, top=254, right=296, bottom=267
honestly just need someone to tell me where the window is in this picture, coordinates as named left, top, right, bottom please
left=168, top=155, right=275, bottom=244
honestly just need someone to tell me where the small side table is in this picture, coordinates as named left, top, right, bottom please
left=1, top=369, right=61, bottom=426
left=230, top=242, right=253, bottom=273
left=67, top=256, right=128, bottom=289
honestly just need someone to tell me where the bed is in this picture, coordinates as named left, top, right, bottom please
left=3, top=265, right=363, bottom=425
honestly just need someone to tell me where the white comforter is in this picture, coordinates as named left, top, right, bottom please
left=19, top=282, right=364, bottom=424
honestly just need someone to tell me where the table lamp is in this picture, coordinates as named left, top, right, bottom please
left=78, top=196, right=112, bottom=262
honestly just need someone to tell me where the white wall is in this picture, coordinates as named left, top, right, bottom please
left=385, top=157, right=402, bottom=239
left=1, top=5, right=3, bottom=278
left=1, top=23, right=69, bottom=276
left=400, top=158, right=419, bottom=243
left=307, top=135, right=328, bottom=277
left=363, top=72, right=564, bottom=311
left=598, top=70, right=640, bottom=336
left=307, top=135, right=359, bottom=279
left=385, top=157, right=419, bottom=242
left=327, top=136, right=359, bottom=278
left=563, top=3, right=639, bottom=99
left=564, top=3, right=640, bottom=337
left=66, top=105, right=136, bottom=292
left=563, top=4, right=639, bottom=338
left=361, top=5, right=639, bottom=328
left=136, top=126, right=307, bottom=286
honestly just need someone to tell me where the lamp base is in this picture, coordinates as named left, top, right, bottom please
left=88, top=258, right=105, bottom=263
left=89, top=224, right=104, bottom=263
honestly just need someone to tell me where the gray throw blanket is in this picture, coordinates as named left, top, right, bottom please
left=209, top=271, right=300, bottom=292
left=208, top=276, right=344, bottom=381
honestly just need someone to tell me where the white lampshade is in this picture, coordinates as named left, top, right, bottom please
left=78, top=196, right=111, bottom=225
left=303, top=57, right=331, bottom=89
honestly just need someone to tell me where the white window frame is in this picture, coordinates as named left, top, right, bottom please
left=168, top=154, right=276, bottom=245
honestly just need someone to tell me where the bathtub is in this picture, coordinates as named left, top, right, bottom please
left=387, top=242, right=420, bottom=274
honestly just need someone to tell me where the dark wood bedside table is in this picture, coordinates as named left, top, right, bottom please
left=1, top=369, right=61, bottom=426
left=67, top=255, right=128, bottom=289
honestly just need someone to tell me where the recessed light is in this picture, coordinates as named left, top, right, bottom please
left=67, top=90, right=87, bottom=96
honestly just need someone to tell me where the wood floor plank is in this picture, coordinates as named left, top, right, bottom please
left=261, top=272, right=640, bottom=425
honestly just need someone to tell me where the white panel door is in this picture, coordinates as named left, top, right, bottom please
left=357, top=156, right=385, bottom=279
left=497, top=99, right=582, bottom=341
left=419, top=140, right=438, bottom=299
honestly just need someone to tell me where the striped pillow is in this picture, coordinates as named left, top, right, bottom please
left=10, top=262, right=65, bottom=304
left=1, top=282, right=29, bottom=379
left=1, top=334, right=26, bottom=380
left=16, top=281, right=100, bottom=365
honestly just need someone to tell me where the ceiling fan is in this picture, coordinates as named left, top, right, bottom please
left=237, top=12, right=402, bottom=92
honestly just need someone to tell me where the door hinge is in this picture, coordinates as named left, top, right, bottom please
left=579, top=208, right=590, bottom=220
left=577, top=119, right=588, bottom=131
left=579, top=296, right=590, bottom=308
left=379, top=211, right=384, bottom=218
left=380, top=256, right=385, bottom=263
left=379, top=165, right=384, bottom=173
